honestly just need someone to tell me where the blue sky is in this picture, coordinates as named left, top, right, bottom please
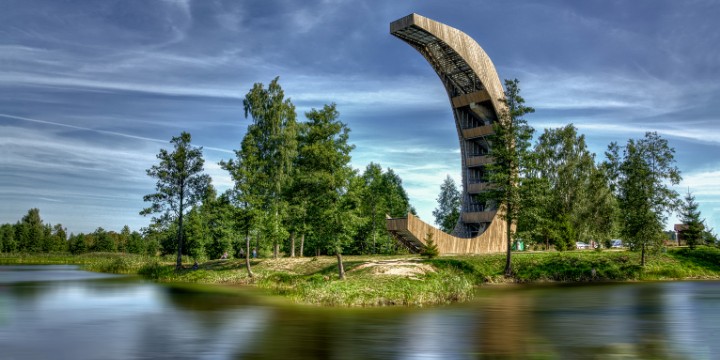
left=1, top=0, right=719, bottom=235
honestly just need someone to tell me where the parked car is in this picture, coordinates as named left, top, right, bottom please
left=611, top=239, right=624, bottom=248
left=576, top=242, right=590, bottom=249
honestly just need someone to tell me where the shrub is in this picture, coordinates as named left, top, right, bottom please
left=421, top=232, right=439, bottom=259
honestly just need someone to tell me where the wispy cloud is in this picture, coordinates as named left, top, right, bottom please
left=2, top=0, right=720, bottom=234
left=0, top=114, right=234, bottom=154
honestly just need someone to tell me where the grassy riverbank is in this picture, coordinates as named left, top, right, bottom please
left=3, top=247, right=720, bottom=306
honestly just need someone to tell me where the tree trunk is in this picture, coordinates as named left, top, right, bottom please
left=372, top=203, right=377, bottom=254
left=245, top=230, right=253, bottom=278
left=290, top=231, right=296, bottom=258
left=641, top=243, right=646, bottom=267
left=299, top=233, right=305, bottom=257
left=176, top=190, right=185, bottom=270
left=336, top=252, right=346, bottom=280
left=273, top=209, right=279, bottom=259
left=504, top=217, right=513, bottom=277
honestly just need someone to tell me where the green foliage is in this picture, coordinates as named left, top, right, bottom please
left=93, top=227, right=115, bottom=252
left=669, top=246, right=720, bottom=272
left=421, top=232, right=439, bottom=259
left=0, top=209, right=72, bottom=254
left=520, top=125, right=617, bottom=250
left=221, top=79, right=417, bottom=259
left=703, top=230, right=719, bottom=246
left=0, top=224, right=17, bottom=252
left=352, top=163, right=414, bottom=254
left=680, top=190, right=705, bottom=249
left=433, top=175, right=461, bottom=233
left=97, top=257, right=133, bottom=274
left=20, top=208, right=44, bottom=252
left=142, top=131, right=211, bottom=268
left=553, top=216, right=576, bottom=251
left=604, top=132, right=681, bottom=265
left=138, top=260, right=176, bottom=279
left=242, top=77, right=298, bottom=258
left=483, top=79, right=535, bottom=275
left=126, top=230, right=145, bottom=254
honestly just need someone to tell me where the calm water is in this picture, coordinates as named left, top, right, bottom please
left=1, top=266, right=719, bottom=359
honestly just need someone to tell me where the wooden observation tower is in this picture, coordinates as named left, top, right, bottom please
left=387, top=13, right=508, bottom=254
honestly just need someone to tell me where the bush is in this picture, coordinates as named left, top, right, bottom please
left=138, top=261, right=174, bottom=279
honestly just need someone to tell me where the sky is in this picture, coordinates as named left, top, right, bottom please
left=2, top=0, right=720, bottom=235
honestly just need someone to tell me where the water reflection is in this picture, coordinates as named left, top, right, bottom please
left=1, top=266, right=719, bottom=359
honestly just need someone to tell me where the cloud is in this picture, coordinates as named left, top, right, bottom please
left=2, top=0, right=720, bottom=236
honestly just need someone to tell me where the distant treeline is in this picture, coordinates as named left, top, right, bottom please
left=0, top=208, right=154, bottom=255
left=0, top=156, right=416, bottom=259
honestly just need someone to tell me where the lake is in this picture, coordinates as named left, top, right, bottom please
left=1, top=265, right=718, bottom=359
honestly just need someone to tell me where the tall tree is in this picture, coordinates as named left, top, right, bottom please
left=285, top=120, right=314, bottom=258
left=241, top=77, right=298, bottom=259
left=605, top=132, right=681, bottom=265
left=680, top=190, right=705, bottom=250
left=483, top=79, right=535, bottom=276
left=141, top=132, right=211, bottom=269
left=433, top=175, right=461, bottom=233
left=68, top=233, right=87, bottom=254
left=221, top=131, right=264, bottom=277
left=20, top=208, right=44, bottom=252
left=359, top=163, right=385, bottom=254
left=126, top=230, right=145, bottom=255
left=298, top=104, right=356, bottom=279
left=1, top=224, right=17, bottom=252
left=117, top=225, right=131, bottom=253
left=205, top=191, right=236, bottom=259
left=183, top=186, right=222, bottom=260
left=382, top=169, right=414, bottom=218
left=93, top=227, right=115, bottom=252
left=354, top=164, right=414, bottom=254
left=521, top=125, right=617, bottom=250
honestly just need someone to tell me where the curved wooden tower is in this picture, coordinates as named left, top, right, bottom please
left=387, top=13, right=507, bottom=254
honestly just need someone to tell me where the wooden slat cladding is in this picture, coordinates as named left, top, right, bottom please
left=462, top=211, right=496, bottom=224
left=462, top=125, right=493, bottom=139
left=466, top=155, right=493, bottom=167
left=391, top=13, right=508, bottom=242
left=451, top=90, right=491, bottom=108
left=467, top=182, right=491, bottom=194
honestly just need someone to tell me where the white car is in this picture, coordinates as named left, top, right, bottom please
left=576, top=242, right=590, bottom=249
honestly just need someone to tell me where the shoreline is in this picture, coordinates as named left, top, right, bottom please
left=2, top=247, right=720, bottom=306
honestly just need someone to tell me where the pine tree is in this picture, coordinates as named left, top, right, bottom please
left=483, top=79, right=535, bottom=276
left=680, top=190, right=705, bottom=250
left=142, top=132, right=211, bottom=269
left=421, top=232, right=439, bottom=259
left=93, top=227, right=115, bottom=252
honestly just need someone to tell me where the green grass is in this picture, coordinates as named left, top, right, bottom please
left=4, top=248, right=720, bottom=306
left=257, top=266, right=474, bottom=306
left=0, top=252, right=156, bottom=274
